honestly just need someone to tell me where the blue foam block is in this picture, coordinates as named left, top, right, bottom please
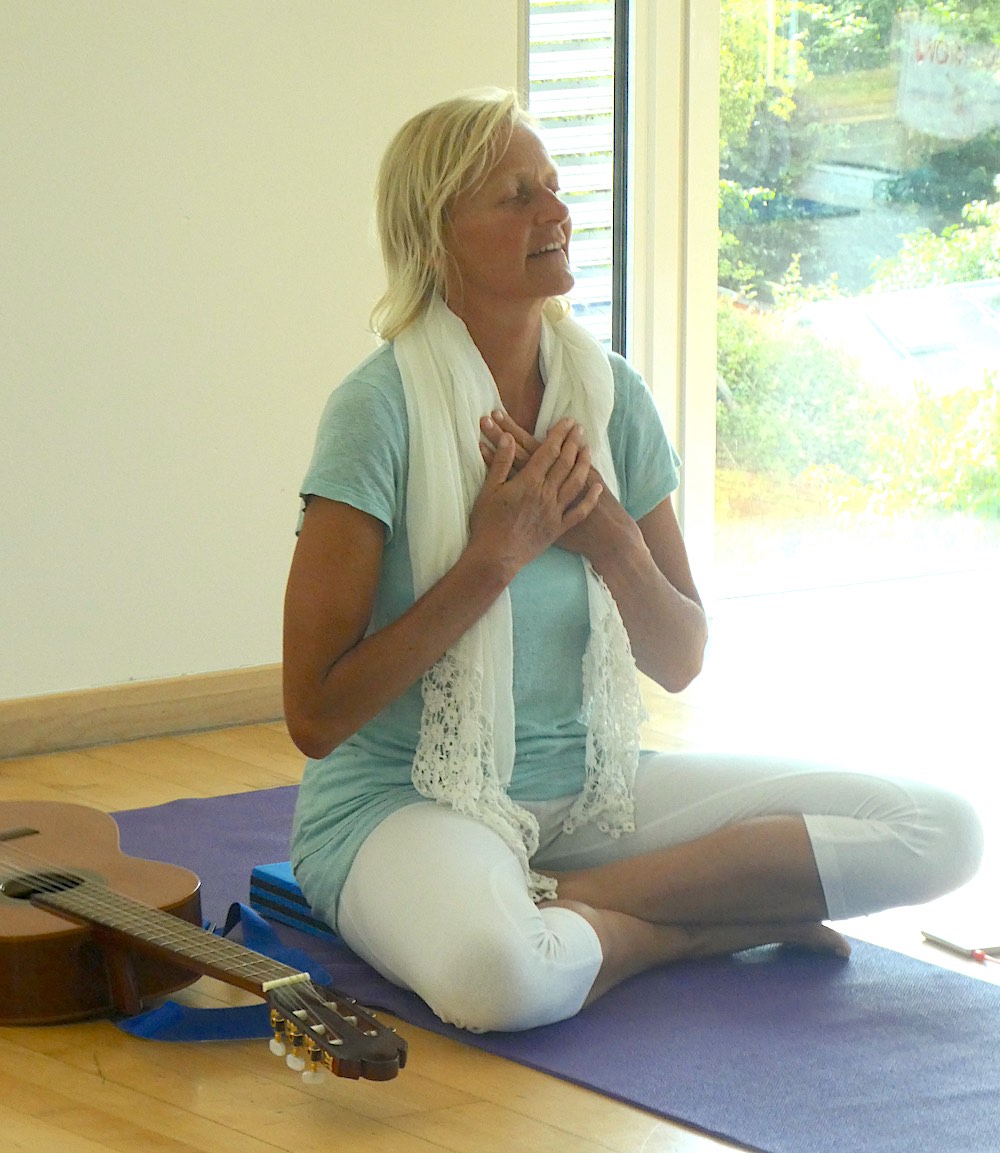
left=249, top=860, right=339, bottom=942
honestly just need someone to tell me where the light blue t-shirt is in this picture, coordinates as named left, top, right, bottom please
left=290, top=341, right=680, bottom=929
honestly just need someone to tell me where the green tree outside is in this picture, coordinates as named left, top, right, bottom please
left=716, top=0, right=1000, bottom=522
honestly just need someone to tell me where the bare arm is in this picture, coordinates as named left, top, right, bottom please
left=592, top=494, right=708, bottom=692
left=481, top=412, right=708, bottom=693
left=282, top=420, right=601, bottom=759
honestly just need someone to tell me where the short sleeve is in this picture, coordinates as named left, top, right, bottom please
left=607, top=353, right=681, bottom=521
left=298, top=347, right=408, bottom=539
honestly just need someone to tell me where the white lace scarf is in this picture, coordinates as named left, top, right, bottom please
left=394, top=295, right=645, bottom=900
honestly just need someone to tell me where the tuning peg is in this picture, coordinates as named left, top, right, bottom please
left=302, top=1066, right=329, bottom=1085
left=286, top=1052, right=307, bottom=1072
left=268, top=1009, right=290, bottom=1057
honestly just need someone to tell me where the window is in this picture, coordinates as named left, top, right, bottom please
left=715, top=0, right=1000, bottom=597
left=528, top=0, right=624, bottom=348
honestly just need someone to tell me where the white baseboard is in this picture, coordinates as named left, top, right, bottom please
left=0, top=664, right=283, bottom=760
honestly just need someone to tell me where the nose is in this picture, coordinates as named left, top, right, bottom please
left=538, top=187, right=570, bottom=225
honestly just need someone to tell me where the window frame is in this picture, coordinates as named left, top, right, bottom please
left=523, top=1, right=719, bottom=582
left=627, top=0, right=719, bottom=584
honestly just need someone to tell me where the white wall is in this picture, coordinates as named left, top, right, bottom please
left=1, top=1, right=521, bottom=700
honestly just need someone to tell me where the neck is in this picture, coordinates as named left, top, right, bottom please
left=448, top=297, right=547, bottom=429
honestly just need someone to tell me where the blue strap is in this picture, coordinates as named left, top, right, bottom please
left=117, top=998, right=274, bottom=1041
left=117, top=902, right=332, bottom=1042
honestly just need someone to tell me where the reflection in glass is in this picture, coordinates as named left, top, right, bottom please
left=716, top=2, right=1000, bottom=596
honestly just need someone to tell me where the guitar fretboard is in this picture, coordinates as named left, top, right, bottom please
left=34, top=878, right=298, bottom=995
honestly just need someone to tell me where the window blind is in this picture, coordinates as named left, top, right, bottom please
left=528, top=0, right=616, bottom=346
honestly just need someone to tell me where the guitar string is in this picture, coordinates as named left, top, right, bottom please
left=0, top=833, right=388, bottom=1066
left=0, top=835, right=293, bottom=982
left=0, top=831, right=392, bottom=1062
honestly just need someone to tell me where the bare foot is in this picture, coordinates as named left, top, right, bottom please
left=682, top=919, right=851, bottom=961
left=548, top=901, right=850, bottom=1008
left=778, top=921, right=852, bottom=958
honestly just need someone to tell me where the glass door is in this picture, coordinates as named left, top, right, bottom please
left=715, top=1, right=1000, bottom=598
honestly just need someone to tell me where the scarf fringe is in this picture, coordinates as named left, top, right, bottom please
left=564, top=571, right=647, bottom=836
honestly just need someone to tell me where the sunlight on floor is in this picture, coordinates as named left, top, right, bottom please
left=643, top=548, right=1000, bottom=983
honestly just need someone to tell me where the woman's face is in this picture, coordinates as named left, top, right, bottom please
left=443, top=124, right=573, bottom=319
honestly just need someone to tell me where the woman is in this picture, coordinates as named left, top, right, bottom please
left=283, top=89, right=982, bottom=1032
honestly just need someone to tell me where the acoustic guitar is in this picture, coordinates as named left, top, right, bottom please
left=0, top=801, right=406, bottom=1082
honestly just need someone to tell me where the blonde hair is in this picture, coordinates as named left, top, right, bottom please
left=370, top=88, right=534, bottom=341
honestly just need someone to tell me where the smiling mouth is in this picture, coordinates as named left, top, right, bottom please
left=529, top=242, right=566, bottom=258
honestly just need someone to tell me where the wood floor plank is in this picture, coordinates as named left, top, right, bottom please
left=0, top=1103, right=124, bottom=1153
left=0, top=1037, right=309, bottom=1153
left=80, top=736, right=293, bottom=797
left=174, top=723, right=304, bottom=775
left=386, top=1099, right=622, bottom=1153
left=220, top=1037, right=481, bottom=1123
left=0, top=775, right=84, bottom=805
left=0, top=1029, right=445, bottom=1153
left=385, top=1026, right=737, bottom=1153
left=0, top=749, right=125, bottom=800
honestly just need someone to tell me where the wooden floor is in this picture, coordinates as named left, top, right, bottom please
left=1, top=567, right=997, bottom=1153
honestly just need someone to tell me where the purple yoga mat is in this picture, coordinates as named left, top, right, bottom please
left=116, top=787, right=1000, bottom=1153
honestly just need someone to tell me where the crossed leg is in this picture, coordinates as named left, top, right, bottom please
left=542, top=812, right=847, bottom=1009
left=530, top=751, right=981, bottom=1006
left=322, top=752, right=981, bottom=1030
left=550, top=897, right=851, bottom=1009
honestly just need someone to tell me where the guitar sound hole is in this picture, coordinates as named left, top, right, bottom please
left=1, top=871, right=84, bottom=901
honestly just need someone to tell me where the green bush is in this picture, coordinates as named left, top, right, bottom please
left=870, top=377, right=1000, bottom=516
left=797, top=2, right=888, bottom=75
left=717, top=299, right=1000, bottom=520
left=886, top=135, right=1000, bottom=214
left=718, top=181, right=770, bottom=296
left=717, top=183, right=833, bottom=301
left=871, top=193, right=1000, bottom=289
left=715, top=0, right=1000, bottom=522
left=716, top=300, right=881, bottom=480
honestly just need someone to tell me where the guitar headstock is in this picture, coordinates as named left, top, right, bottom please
left=265, top=976, right=406, bottom=1082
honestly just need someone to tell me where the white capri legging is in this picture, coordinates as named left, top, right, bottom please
left=300, top=752, right=983, bottom=1033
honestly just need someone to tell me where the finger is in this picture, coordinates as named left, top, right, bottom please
left=545, top=415, right=583, bottom=443
left=482, top=431, right=516, bottom=488
left=490, top=410, right=541, bottom=455
left=481, top=415, right=531, bottom=467
left=522, top=420, right=582, bottom=492
left=563, top=481, right=603, bottom=529
left=551, top=421, right=588, bottom=482
left=559, top=443, right=593, bottom=505
left=556, top=422, right=587, bottom=483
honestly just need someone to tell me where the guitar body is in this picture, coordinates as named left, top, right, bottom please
left=0, top=801, right=202, bottom=1025
left=0, top=801, right=407, bottom=1079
